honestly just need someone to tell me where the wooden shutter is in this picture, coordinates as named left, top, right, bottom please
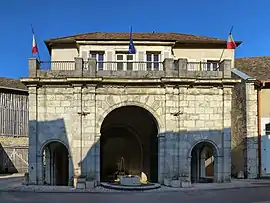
left=138, top=51, right=145, bottom=71
left=106, top=51, right=114, bottom=70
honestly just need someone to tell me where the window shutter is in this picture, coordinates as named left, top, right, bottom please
left=163, top=51, right=170, bottom=60
left=82, top=51, right=88, bottom=61
left=106, top=51, right=114, bottom=70
left=138, top=51, right=145, bottom=71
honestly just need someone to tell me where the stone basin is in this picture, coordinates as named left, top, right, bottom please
left=119, top=175, right=141, bottom=186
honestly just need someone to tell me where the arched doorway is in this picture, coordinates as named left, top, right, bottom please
left=42, top=141, right=69, bottom=186
left=190, top=141, right=218, bottom=183
left=100, top=105, right=158, bottom=183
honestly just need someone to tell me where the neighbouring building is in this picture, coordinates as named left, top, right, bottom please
left=21, top=32, right=241, bottom=186
left=232, top=56, right=270, bottom=179
left=0, top=77, right=28, bottom=173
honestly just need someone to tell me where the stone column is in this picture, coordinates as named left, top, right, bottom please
left=36, top=154, right=43, bottom=185
left=28, top=86, right=38, bottom=185
left=95, top=134, right=101, bottom=184
left=222, top=87, right=232, bottom=182
left=245, top=82, right=258, bottom=178
left=158, top=134, right=165, bottom=184
left=44, top=147, right=51, bottom=185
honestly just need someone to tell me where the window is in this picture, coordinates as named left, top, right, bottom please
left=206, top=60, right=219, bottom=71
left=266, top=123, right=270, bottom=135
left=146, top=52, right=160, bottom=70
left=116, top=53, right=134, bottom=71
left=90, top=51, right=104, bottom=70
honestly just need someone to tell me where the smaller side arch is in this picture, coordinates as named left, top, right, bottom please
left=40, top=139, right=70, bottom=156
left=188, top=139, right=220, bottom=158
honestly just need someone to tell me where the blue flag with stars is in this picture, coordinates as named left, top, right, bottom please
left=128, top=27, right=136, bottom=54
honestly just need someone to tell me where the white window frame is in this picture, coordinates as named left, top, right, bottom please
left=146, top=52, right=161, bottom=70
left=89, top=51, right=105, bottom=70
left=116, top=53, right=135, bottom=71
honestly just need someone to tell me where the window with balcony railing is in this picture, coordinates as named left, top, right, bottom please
left=90, top=51, right=104, bottom=70
left=146, top=52, right=161, bottom=71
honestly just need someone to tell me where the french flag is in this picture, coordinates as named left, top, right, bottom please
left=227, top=32, right=237, bottom=49
left=32, top=34, right=38, bottom=55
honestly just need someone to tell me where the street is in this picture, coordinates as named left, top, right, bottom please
left=1, top=187, right=270, bottom=203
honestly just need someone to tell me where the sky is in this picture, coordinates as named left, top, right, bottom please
left=0, top=0, right=269, bottom=79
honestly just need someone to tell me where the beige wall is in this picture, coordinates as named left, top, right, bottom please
left=261, top=88, right=270, bottom=118
left=173, top=48, right=235, bottom=67
left=51, top=48, right=78, bottom=61
left=50, top=41, right=234, bottom=67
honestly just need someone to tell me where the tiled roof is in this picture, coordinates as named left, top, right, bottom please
left=235, top=57, right=270, bottom=81
left=0, top=77, right=27, bottom=91
left=45, top=32, right=229, bottom=43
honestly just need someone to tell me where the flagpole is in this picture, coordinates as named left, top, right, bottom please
left=218, top=26, right=234, bottom=64
left=31, top=24, right=41, bottom=62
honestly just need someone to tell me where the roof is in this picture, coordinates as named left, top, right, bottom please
left=0, top=77, right=27, bottom=91
left=235, top=57, right=270, bottom=81
left=45, top=32, right=242, bottom=46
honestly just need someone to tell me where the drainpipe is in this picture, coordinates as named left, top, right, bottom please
left=257, top=83, right=263, bottom=178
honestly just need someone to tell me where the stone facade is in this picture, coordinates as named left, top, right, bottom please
left=22, top=57, right=237, bottom=185
left=231, top=77, right=258, bottom=178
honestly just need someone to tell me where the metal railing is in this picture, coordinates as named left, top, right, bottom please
left=187, top=62, right=220, bottom=71
left=39, top=61, right=75, bottom=70
left=96, top=61, right=164, bottom=71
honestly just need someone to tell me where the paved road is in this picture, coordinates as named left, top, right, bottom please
left=1, top=187, right=270, bottom=203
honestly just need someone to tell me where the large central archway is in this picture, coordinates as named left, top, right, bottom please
left=100, top=105, right=158, bottom=183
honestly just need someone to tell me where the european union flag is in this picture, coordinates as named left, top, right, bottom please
left=128, top=27, right=136, bottom=54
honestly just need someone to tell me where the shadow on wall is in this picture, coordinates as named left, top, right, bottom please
left=231, top=136, right=258, bottom=179
left=79, top=127, right=231, bottom=184
left=0, top=143, right=18, bottom=174
left=29, top=118, right=74, bottom=186
left=30, top=111, right=231, bottom=184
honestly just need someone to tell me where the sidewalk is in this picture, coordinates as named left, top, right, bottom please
left=1, top=178, right=270, bottom=193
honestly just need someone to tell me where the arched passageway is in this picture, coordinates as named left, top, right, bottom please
left=42, top=141, right=69, bottom=186
left=190, top=141, right=218, bottom=183
left=100, top=105, right=158, bottom=183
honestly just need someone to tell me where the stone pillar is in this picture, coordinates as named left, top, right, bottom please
left=245, top=82, right=258, bottom=178
left=223, top=87, right=232, bottom=182
left=75, top=57, right=83, bottom=76
left=68, top=155, right=73, bottom=186
left=219, top=60, right=232, bottom=78
left=177, top=58, right=187, bottom=78
left=29, top=58, right=40, bottom=77
left=163, top=58, right=175, bottom=77
left=36, top=154, right=43, bottom=185
left=158, top=134, right=165, bottom=183
left=28, top=86, right=38, bottom=185
left=44, top=148, right=51, bottom=185
left=95, top=136, right=101, bottom=184
left=88, top=58, right=97, bottom=77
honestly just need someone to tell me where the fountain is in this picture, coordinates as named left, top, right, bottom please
left=101, top=156, right=161, bottom=190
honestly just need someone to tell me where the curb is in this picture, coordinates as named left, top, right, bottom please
left=1, top=184, right=270, bottom=193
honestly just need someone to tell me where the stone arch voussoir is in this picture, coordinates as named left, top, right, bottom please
left=96, top=101, right=164, bottom=135
left=188, top=139, right=220, bottom=158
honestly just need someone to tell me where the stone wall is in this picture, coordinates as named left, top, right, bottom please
left=231, top=78, right=258, bottom=178
left=0, top=136, right=28, bottom=173
left=27, top=82, right=233, bottom=184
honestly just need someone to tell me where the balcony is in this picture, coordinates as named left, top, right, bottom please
left=28, top=58, right=232, bottom=79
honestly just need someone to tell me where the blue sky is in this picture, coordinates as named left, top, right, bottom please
left=0, top=0, right=269, bottom=79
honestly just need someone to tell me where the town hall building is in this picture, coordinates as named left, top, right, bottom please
left=21, top=32, right=241, bottom=187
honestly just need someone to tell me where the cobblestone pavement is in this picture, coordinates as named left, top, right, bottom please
left=1, top=186, right=270, bottom=203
